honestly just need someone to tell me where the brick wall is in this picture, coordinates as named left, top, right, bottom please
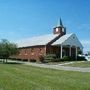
left=11, top=45, right=46, bottom=61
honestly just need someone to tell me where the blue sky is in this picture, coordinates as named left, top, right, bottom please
left=0, top=0, right=90, bottom=52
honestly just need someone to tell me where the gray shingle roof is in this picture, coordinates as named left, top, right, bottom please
left=16, top=33, right=83, bottom=50
left=16, top=34, right=59, bottom=47
left=52, top=33, right=72, bottom=45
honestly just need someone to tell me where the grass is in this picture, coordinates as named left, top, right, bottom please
left=64, top=61, right=90, bottom=68
left=0, top=63, right=90, bottom=90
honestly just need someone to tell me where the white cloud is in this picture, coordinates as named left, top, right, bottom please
left=81, top=40, right=90, bottom=45
left=81, top=40, right=90, bottom=52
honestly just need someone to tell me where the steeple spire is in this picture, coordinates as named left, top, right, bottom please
left=57, top=18, right=63, bottom=27
left=60, top=18, right=63, bottom=27
left=53, top=18, right=66, bottom=35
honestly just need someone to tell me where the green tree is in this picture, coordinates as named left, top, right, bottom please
left=0, top=39, right=18, bottom=63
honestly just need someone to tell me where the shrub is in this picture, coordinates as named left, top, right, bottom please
left=62, top=56, right=73, bottom=61
left=44, top=54, right=56, bottom=62
left=52, top=58, right=61, bottom=62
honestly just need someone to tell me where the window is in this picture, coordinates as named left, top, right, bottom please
left=39, top=48, right=43, bottom=53
left=62, top=28, right=64, bottom=32
left=40, top=48, right=42, bottom=51
left=56, top=28, right=59, bottom=32
left=31, top=48, right=34, bottom=55
left=19, top=49, right=22, bottom=55
left=31, top=48, right=34, bottom=52
left=25, top=49, right=27, bottom=55
left=19, top=52, right=21, bottom=55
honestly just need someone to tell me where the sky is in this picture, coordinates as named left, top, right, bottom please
left=0, top=0, right=90, bottom=52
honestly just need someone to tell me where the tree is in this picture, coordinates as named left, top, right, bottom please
left=0, top=39, right=19, bottom=63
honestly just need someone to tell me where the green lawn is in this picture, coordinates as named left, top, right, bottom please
left=0, top=63, right=90, bottom=90
left=64, top=61, right=90, bottom=68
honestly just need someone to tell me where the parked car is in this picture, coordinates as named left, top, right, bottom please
left=78, top=54, right=90, bottom=61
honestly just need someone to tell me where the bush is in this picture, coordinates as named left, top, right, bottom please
left=44, top=54, right=56, bottom=62
left=52, top=58, right=60, bottom=62
left=62, top=56, right=73, bottom=61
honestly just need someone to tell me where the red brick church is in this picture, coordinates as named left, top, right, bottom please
left=11, top=19, right=83, bottom=62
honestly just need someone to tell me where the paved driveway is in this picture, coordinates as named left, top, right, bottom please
left=22, top=61, right=90, bottom=73
left=3, top=60, right=90, bottom=73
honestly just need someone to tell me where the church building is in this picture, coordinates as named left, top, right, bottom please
left=11, top=19, right=83, bottom=62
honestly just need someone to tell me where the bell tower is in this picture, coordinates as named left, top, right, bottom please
left=53, top=18, right=66, bottom=35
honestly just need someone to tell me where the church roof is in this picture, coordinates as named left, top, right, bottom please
left=16, top=34, right=59, bottom=48
left=16, top=33, right=83, bottom=50
left=52, top=34, right=83, bottom=50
